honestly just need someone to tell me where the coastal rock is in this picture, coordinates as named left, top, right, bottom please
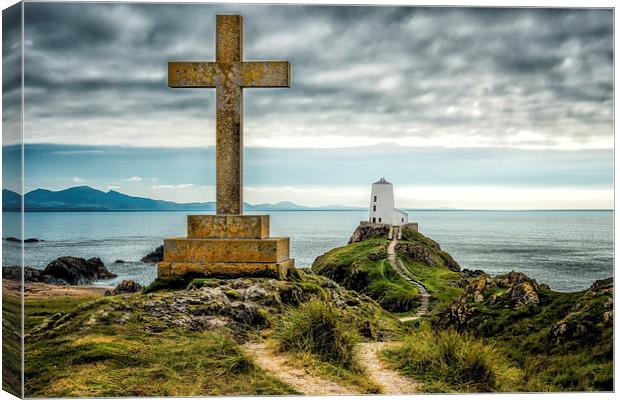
left=111, top=280, right=143, bottom=295
left=4, top=237, right=41, bottom=243
left=348, top=222, right=390, bottom=244
left=549, top=277, right=613, bottom=346
left=2, top=266, right=45, bottom=282
left=141, top=245, right=163, bottom=263
left=396, top=242, right=435, bottom=267
left=461, top=268, right=485, bottom=279
left=460, top=271, right=541, bottom=308
left=42, top=256, right=117, bottom=285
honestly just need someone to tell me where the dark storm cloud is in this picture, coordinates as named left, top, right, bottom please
left=21, top=4, right=613, bottom=149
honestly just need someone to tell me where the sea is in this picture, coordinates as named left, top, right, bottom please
left=1, top=210, right=614, bottom=292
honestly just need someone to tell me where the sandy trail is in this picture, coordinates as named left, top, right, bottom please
left=356, top=342, right=420, bottom=394
left=244, top=342, right=357, bottom=395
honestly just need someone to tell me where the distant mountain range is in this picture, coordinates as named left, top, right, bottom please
left=1, top=186, right=364, bottom=212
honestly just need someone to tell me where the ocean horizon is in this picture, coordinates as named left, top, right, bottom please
left=2, top=209, right=613, bottom=293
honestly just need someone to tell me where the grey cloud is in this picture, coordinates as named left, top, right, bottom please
left=18, top=3, right=614, bottom=148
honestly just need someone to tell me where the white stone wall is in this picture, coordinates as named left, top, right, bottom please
left=394, top=208, right=409, bottom=225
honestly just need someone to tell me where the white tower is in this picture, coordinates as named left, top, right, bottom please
left=369, top=178, right=408, bottom=226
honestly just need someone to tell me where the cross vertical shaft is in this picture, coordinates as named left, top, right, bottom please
left=216, top=15, right=243, bottom=215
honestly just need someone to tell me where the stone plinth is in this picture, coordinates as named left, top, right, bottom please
left=157, top=214, right=294, bottom=280
left=163, top=237, right=289, bottom=263
left=188, top=215, right=269, bottom=239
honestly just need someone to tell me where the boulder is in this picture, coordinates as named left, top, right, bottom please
left=2, top=266, right=45, bottom=282
left=109, top=280, right=143, bottom=295
left=461, top=268, right=485, bottom=278
left=42, top=256, right=117, bottom=285
left=141, top=245, right=163, bottom=263
left=348, top=222, right=390, bottom=244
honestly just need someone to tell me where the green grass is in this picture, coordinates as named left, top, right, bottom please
left=273, top=301, right=360, bottom=367
left=24, top=295, right=296, bottom=397
left=384, top=322, right=522, bottom=393
left=312, top=239, right=420, bottom=312
left=430, top=279, right=613, bottom=392
left=25, top=295, right=101, bottom=332
left=399, top=258, right=462, bottom=309
left=3, top=291, right=22, bottom=397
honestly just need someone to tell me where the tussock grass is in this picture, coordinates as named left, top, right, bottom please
left=273, top=301, right=360, bottom=367
left=24, top=296, right=296, bottom=397
left=385, top=323, right=522, bottom=393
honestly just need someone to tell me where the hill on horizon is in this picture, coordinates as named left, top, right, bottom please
left=1, top=186, right=364, bottom=212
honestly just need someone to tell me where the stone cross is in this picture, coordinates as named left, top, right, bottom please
left=168, top=15, right=290, bottom=215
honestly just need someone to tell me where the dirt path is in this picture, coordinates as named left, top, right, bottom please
left=244, top=232, right=425, bottom=394
left=357, top=342, right=420, bottom=394
left=244, top=343, right=358, bottom=395
left=387, top=234, right=431, bottom=322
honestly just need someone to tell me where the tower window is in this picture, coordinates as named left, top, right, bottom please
left=372, top=217, right=376, bottom=223
left=378, top=218, right=382, bottom=222
left=373, top=205, right=376, bottom=211
left=401, top=218, right=404, bottom=223
left=373, top=195, right=377, bottom=202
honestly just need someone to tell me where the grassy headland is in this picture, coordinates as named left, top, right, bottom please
left=312, top=224, right=613, bottom=392
left=24, top=272, right=400, bottom=396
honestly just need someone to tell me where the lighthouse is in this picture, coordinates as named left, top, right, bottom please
left=369, top=178, right=409, bottom=226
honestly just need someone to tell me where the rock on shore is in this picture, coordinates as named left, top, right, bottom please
left=141, top=245, right=164, bottom=263
left=2, top=257, right=117, bottom=286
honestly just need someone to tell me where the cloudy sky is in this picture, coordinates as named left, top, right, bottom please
left=3, top=4, right=614, bottom=208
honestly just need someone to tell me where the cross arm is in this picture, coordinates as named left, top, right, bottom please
left=168, top=62, right=218, bottom=88
left=242, top=61, right=291, bottom=88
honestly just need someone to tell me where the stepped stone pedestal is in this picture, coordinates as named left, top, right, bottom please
left=157, top=215, right=294, bottom=280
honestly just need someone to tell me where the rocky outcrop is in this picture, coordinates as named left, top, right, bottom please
left=29, top=274, right=399, bottom=342
left=108, top=280, right=143, bottom=295
left=42, top=257, right=117, bottom=285
left=439, top=251, right=461, bottom=272
left=348, top=222, right=390, bottom=244
left=461, top=271, right=540, bottom=308
left=397, top=227, right=460, bottom=272
left=396, top=243, right=435, bottom=267
left=3, top=258, right=116, bottom=286
left=141, top=245, right=163, bottom=263
left=549, top=277, right=613, bottom=346
left=437, top=271, right=542, bottom=331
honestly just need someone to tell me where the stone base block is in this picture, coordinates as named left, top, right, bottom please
left=158, top=259, right=294, bottom=280
left=164, top=237, right=290, bottom=263
left=188, top=214, right=269, bottom=239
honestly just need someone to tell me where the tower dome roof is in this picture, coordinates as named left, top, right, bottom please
left=373, top=177, right=391, bottom=185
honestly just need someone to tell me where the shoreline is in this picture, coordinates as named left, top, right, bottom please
left=3, top=280, right=111, bottom=299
